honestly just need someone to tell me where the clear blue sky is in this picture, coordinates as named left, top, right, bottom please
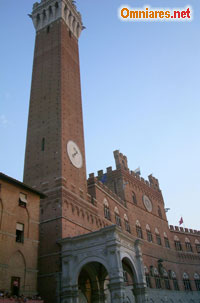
left=0, top=0, right=200, bottom=230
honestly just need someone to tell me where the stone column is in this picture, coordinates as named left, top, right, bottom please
left=132, top=283, right=147, bottom=303
left=108, top=281, right=126, bottom=303
left=61, top=286, right=79, bottom=303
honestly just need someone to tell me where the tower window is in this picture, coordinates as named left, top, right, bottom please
left=132, top=192, right=137, bottom=205
left=47, top=26, right=50, bottom=33
left=69, top=30, right=72, bottom=38
left=16, top=223, right=24, bottom=243
left=42, top=138, right=45, bottom=151
left=158, top=206, right=162, bottom=218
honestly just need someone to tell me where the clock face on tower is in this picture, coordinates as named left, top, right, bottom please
left=67, top=140, right=83, bottom=169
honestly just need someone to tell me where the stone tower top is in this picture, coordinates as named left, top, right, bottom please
left=31, top=0, right=83, bottom=39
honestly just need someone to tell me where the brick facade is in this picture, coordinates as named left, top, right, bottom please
left=0, top=173, right=44, bottom=297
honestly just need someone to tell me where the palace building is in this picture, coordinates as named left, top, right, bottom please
left=1, top=0, right=200, bottom=302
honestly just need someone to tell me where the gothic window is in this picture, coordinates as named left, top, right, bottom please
left=124, top=214, right=131, bottom=233
left=195, top=239, right=200, bottom=254
left=146, top=224, right=153, bottom=242
left=103, top=198, right=110, bottom=220
left=185, top=238, right=193, bottom=252
left=170, top=271, right=179, bottom=291
left=163, top=270, right=170, bottom=290
left=16, top=223, right=24, bottom=243
left=132, top=192, right=137, bottom=205
left=136, top=220, right=143, bottom=239
left=174, top=236, right=182, bottom=251
left=19, top=193, right=27, bottom=208
left=114, top=207, right=121, bottom=227
left=144, top=266, right=152, bottom=288
left=183, top=273, right=192, bottom=291
left=164, top=232, right=170, bottom=248
left=158, top=206, right=162, bottom=218
left=155, top=228, right=162, bottom=245
left=153, top=268, right=161, bottom=289
left=194, top=273, right=200, bottom=291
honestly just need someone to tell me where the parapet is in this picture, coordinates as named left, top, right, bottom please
left=148, top=174, right=160, bottom=190
left=169, top=225, right=200, bottom=235
left=31, top=0, right=83, bottom=39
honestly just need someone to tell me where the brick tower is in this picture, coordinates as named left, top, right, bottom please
left=23, top=1, right=90, bottom=302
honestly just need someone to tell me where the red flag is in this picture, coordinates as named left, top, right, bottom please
left=179, top=217, right=183, bottom=225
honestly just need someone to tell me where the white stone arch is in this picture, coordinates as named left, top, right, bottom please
left=146, top=224, right=151, bottom=231
left=174, top=235, right=179, bottom=241
left=73, top=255, right=110, bottom=285
left=114, top=206, right=119, bottom=214
left=124, top=214, right=128, bottom=221
left=183, top=272, right=189, bottom=279
left=185, top=237, right=190, bottom=243
left=136, top=220, right=141, bottom=227
left=194, top=273, right=200, bottom=279
left=103, top=198, right=109, bottom=207
left=195, top=239, right=200, bottom=244
left=155, top=228, right=159, bottom=235
left=120, top=251, right=141, bottom=284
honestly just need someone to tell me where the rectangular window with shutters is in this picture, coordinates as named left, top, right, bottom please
left=16, top=223, right=24, bottom=243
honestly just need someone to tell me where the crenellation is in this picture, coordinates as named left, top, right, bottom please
left=31, top=0, right=83, bottom=39
left=106, top=166, right=112, bottom=174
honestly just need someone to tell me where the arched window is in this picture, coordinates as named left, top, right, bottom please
left=146, top=224, right=153, bottom=242
left=163, top=269, right=170, bottom=290
left=132, top=192, right=137, bottom=205
left=155, top=228, right=162, bottom=245
left=153, top=267, right=161, bottom=289
left=174, top=235, right=182, bottom=251
left=194, top=273, right=200, bottom=291
left=164, top=232, right=170, bottom=248
left=185, top=238, right=193, bottom=252
left=183, top=273, right=192, bottom=291
left=124, top=214, right=131, bottom=233
left=114, top=207, right=121, bottom=227
left=195, top=239, right=200, bottom=254
left=158, top=206, right=162, bottom=218
left=144, top=266, right=152, bottom=288
left=136, top=220, right=143, bottom=239
left=103, top=198, right=110, bottom=220
left=170, top=271, right=179, bottom=291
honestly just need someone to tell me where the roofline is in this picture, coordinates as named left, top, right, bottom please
left=0, top=172, right=46, bottom=198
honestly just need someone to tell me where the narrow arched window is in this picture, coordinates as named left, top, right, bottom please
left=124, top=214, right=131, bottom=233
left=41, top=138, right=45, bottom=151
left=146, top=224, right=153, bottom=242
left=183, top=273, right=192, bottom=291
left=103, top=198, right=111, bottom=220
left=194, top=273, right=200, bottom=291
left=158, top=206, right=162, bottom=218
left=185, top=238, right=193, bottom=252
left=132, top=192, right=137, bottom=205
left=136, top=220, right=143, bottom=239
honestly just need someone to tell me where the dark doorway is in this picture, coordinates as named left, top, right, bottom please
left=11, top=277, right=20, bottom=296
